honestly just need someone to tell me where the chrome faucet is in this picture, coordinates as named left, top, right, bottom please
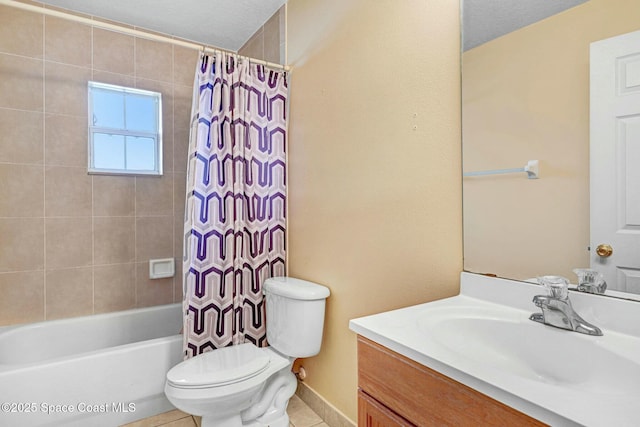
left=529, top=276, right=603, bottom=336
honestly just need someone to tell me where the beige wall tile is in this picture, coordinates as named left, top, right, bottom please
left=0, top=108, right=44, bottom=165
left=173, top=84, right=192, bottom=173
left=0, top=9, right=194, bottom=324
left=45, top=166, right=92, bottom=217
left=93, top=28, right=135, bottom=75
left=135, top=216, right=173, bottom=262
left=239, top=30, right=264, bottom=61
left=173, top=46, right=199, bottom=86
left=0, top=218, right=44, bottom=272
left=0, top=5, right=43, bottom=58
left=45, top=217, right=92, bottom=269
left=44, top=16, right=91, bottom=67
left=162, top=132, right=174, bottom=173
left=136, top=174, right=173, bottom=216
left=173, top=127, right=190, bottom=173
left=174, top=216, right=185, bottom=296
left=278, top=8, right=286, bottom=64
left=173, top=260, right=183, bottom=303
left=0, top=164, right=44, bottom=217
left=94, top=216, right=135, bottom=265
left=135, top=262, right=173, bottom=307
left=135, top=37, right=173, bottom=83
left=238, top=6, right=283, bottom=64
left=173, top=84, right=192, bottom=129
left=45, top=267, right=93, bottom=319
left=94, top=263, right=135, bottom=313
left=0, top=53, right=43, bottom=111
left=44, top=61, right=90, bottom=117
left=263, top=10, right=281, bottom=64
left=174, top=173, right=187, bottom=271
left=0, top=271, right=44, bottom=325
left=174, top=172, right=187, bottom=219
left=91, top=70, right=136, bottom=88
left=45, top=113, right=87, bottom=167
left=93, top=175, right=135, bottom=216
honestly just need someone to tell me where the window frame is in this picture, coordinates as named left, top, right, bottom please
left=87, top=81, right=163, bottom=176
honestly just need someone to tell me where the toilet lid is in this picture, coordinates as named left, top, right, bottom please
left=167, top=343, right=270, bottom=388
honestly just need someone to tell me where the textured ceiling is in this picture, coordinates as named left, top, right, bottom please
left=37, top=0, right=589, bottom=53
left=38, top=0, right=287, bottom=51
left=463, top=0, right=589, bottom=51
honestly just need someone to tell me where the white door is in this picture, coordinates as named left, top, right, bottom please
left=590, top=30, right=640, bottom=294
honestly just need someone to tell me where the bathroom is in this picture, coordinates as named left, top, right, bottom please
left=0, top=0, right=638, bottom=426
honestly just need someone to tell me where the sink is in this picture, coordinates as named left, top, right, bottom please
left=416, top=305, right=640, bottom=396
left=350, top=273, right=640, bottom=426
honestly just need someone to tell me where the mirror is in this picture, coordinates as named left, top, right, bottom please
left=461, top=0, right=640, bottom=298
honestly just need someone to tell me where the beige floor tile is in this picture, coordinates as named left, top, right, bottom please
left=288, top=394, right=324, bottom=427
left=120, top=409, right=192, bottom=426
left=129, top=393, right=325, bottom=427
left=163, top=417, right=197, bottom=427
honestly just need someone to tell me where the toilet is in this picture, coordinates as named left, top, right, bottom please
left=165, top=277, right=330, bottom=427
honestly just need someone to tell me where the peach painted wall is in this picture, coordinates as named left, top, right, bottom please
left=286, top=0, right=462, bottom=421
left=463, top=0, right=640, bottom=281
left=0, top=3, right=200, bottom=325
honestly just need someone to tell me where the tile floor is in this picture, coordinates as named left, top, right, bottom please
left=120, top=395, right=327, bottom=427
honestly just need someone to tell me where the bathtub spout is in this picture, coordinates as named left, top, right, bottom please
left=241, top=366, right=297, bottom=425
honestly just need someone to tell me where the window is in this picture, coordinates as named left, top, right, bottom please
left=88, top=81, right=162, bottom=175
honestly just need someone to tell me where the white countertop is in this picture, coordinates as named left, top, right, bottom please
left=349, top=272, right=640, bottom=427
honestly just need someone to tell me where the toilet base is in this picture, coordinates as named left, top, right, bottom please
left=243, top=368, right=297, bottom=426
left=201, top=413, right=290, bottom=427
left=201, top=414, right=243, bottom=427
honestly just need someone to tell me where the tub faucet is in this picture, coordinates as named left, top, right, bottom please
left=529, top=276, right=603, bottom=336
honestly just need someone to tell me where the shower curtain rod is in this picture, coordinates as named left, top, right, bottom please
left=0, top=0, right=291, bottom=72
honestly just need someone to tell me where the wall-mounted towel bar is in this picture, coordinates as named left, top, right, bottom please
left=463, top=160, right=539, bottom=179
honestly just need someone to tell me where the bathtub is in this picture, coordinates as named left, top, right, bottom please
left=0, top=303, right=183, bottom=427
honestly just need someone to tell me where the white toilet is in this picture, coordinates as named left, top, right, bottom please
left=165, top=277, right=330, bottom=427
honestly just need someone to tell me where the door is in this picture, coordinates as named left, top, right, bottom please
left=357, top=390, right=415, bottom=427
left=590, top=30, right=640, bottom=293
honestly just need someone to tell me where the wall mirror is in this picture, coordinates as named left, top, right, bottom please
left=461, top=0, right=640, bottom=299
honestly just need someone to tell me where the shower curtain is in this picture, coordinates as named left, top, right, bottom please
left=183, top=51, right=288, bottom=357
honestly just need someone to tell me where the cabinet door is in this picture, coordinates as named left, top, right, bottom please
left=358, top=390, right=415, bottom=427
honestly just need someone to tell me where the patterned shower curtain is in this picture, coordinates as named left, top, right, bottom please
left=182, top=52, right=288, bottom=357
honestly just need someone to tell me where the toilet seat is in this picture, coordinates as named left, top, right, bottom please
left=167, top=343, right=271, bottom=389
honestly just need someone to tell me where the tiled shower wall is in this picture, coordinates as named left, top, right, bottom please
left=0, top=3, right=199, bottom=326
left=238, top=7, right=285, bottom=64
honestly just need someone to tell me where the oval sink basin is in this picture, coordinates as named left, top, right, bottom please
left=417, top=305, right=640, bottom=396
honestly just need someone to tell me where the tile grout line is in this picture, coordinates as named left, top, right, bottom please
left=41, top=9, right=47, bottom=322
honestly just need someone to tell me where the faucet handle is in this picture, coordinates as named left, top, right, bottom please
left=536, top=276, right=569, bottom=300
left=573, top=268, right=607, bottom=294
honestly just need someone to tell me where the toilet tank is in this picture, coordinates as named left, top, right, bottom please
left=263, top=277, right=330, bottom=358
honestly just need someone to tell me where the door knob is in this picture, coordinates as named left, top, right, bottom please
left=596, top=244, right=613, bottom=258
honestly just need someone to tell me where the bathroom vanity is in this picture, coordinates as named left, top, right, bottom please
left=357, top=336, right=543, bottom=426
left=349, top=273, right=640, bottom=427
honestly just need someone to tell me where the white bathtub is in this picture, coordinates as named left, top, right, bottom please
left=0, top=303, right=183, bottom=427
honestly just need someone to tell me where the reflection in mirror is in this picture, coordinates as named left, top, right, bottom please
left=461, top=0, right=640, bottom=298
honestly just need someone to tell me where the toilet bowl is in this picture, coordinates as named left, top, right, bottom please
left=165, top=344, right=294, bottom=427
left=165, top=277, right=330, bottom=427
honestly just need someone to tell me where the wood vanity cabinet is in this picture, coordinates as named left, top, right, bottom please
left=357, top=336, right=547, bottom=427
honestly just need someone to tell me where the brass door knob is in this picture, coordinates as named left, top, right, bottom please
left=596, top=244, right=613, bottom=258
